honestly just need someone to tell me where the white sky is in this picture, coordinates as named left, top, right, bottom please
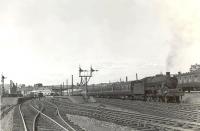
left=0, top=0, right=200, bottom=85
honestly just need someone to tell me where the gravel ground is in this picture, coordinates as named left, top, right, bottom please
left=1, top=97, right=18, bottom=131
left=1, top=107, right=14, bottom=131
left=84, top=103, right=138, bottom=113
left=66, top=114, right=137, bottom=131
left=1, top=97, right=18, bottom=106
left=182, top=93, right=200, bottom=103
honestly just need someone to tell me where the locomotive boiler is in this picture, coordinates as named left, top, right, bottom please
left=141, top=72, right=182, bottom=102
left=87, top=72, right=183, bottom=103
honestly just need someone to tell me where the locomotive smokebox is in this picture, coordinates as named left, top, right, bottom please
left=166, top=72, right=170, bottom=77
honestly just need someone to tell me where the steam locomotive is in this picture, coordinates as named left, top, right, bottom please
left=87, top=72, right=183, bottom=103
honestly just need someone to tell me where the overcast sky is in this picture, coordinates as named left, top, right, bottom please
left=0, top=0, right=200, bottom=85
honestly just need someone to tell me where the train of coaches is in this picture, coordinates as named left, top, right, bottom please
left=87, top=72, right=183, bottom=103
left=87, top=71, right=200, bottom=103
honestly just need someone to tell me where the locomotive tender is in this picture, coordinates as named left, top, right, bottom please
left=88, top=72, right=183, bottom=103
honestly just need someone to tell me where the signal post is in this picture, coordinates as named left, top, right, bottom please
left=79, top=66, right=98, bottom=96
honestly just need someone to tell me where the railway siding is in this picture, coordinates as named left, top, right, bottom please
left=12, top=104, right=26, bottom=131
left=96, top=98, right=200, bottom=122
left=31, top=104, right=69, bottom=131
left=50, top=97, right=200, bottom=131
left=41, top=99, right=85, bottom=131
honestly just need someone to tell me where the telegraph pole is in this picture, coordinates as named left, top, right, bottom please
left=63, top=82, right=64, bottom=96
left=60, top=84, right=62, bottom=96
left=66, top=79, right=68, bottom=95
left=71, top=75, right=74, bottom=95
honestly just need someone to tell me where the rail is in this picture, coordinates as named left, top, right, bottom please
left=45, top=100, right=77, bottom=131
left=32, top=100, right=43, bottom=131
left=31, top=104, right=69, bottom=131
left=19, top=104, right=28, bottom=131
left=52, top=98, right=200, bottom=131
left=0, top=105, right=16, bottom=119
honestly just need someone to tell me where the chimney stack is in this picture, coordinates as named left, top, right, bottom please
left=136, top=73, right=138, bottom=80
left=126, top=76, right=128, bottom=82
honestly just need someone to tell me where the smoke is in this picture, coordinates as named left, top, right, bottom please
left=166, top=30, right=192, bottom=72
left=156, top=0, right=200, bottom=72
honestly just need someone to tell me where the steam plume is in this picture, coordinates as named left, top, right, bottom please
left=156, top=0, right=200, bottom=72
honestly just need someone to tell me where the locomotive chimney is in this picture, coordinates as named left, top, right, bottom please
left=166, top=72, right=170, bottom=77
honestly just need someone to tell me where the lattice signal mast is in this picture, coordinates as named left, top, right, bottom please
left=1, top=74, right=6, bottom=96
left=79, top=66, right=98, bottom=94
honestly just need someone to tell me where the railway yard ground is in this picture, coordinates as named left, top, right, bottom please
left=1, top=97, right=19, bottom=131
left=1, top=94, right=200, bottom=131
left=182, top=93, right=200, bottom=104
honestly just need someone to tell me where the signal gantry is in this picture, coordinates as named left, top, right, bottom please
left=79, top=66, right=98, bottom=94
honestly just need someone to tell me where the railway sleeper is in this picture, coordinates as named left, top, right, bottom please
left=69, top=106, right=200, bottom=130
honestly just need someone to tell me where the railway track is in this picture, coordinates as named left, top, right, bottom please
left=96, top=98, right=200, bottom=122
left=32, top=100, right=70, bottom=131
left=50, top=97, right=200, bottom=131
left=12, top=103, right=27, bottom=131
left=1, top=104, right=16, bottom=119
left=12, top=99, right=78, bottom=131
left=39, top=99, right=84, bottom=131
left=19, top=100, right=40, bottom=131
